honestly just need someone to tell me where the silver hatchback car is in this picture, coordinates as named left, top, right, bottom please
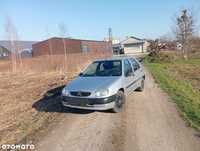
left=61, top=57, right=145, bottom=112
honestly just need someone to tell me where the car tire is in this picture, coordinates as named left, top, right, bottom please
left=137, top=79, right=145, bottom=91
left=112, top=91, right=125, bottom=113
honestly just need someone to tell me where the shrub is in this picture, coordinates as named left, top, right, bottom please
left=146, top=51, right=179, bottom=63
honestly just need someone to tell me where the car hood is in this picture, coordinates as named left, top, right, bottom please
left=65, top=76, right=120, bottom=92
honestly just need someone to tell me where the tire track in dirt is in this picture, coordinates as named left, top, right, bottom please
left=109, top=108, right=127, bottom=151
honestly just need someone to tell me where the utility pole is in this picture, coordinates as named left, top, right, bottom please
left=108, top=27, right=113, bottom=42
left=108, top=27, right=113, bottom=56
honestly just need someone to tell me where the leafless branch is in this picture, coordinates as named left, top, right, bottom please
left=58, top=23, right=69, bottom=73
left=173, top=9, right=197, bottom=59
left=4, top=16, right=22, bottom=72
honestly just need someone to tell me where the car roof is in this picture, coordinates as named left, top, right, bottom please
left=94, top=55, right=135, bottom=62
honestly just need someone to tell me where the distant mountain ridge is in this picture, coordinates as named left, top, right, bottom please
left=0, top=41, right=37, bottom=52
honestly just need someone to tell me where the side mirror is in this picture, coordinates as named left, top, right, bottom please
left=138, top=58, right=143, bottom=63
left=79, top=72, right=83, bottom=76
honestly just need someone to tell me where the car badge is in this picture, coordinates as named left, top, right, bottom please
left=77, top=91, right=82, bottom=96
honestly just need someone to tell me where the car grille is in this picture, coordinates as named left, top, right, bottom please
left=70, top=91, right=91, bottom=97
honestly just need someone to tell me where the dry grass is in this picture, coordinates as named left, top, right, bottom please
left=0, top=71, right=66, bottom=144
left=0, top=51, right=111, bottom=74
left=0, top=51, right=111, bottom=144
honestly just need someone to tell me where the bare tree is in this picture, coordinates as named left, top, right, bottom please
left=5, top=16, right=22, bottom=72
left=45, top=27, right=53, bottom=64
left=58, top=23, right=68, bottom=71
left=174, top=9, right=196, bottom=59
left=148, top=39, right=161, bottom=56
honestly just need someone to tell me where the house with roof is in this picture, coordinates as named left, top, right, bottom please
left=113, top=36, right=150, bottom=55
left=0, top=45, right=10, bottom=59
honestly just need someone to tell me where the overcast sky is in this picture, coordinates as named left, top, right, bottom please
left=0, top=0, right=199, bottom=41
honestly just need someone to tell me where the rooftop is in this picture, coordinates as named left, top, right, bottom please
left=34, top=37, right=110, bottom=45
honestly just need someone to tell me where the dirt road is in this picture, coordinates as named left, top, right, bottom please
left=36, top=70, right=200, bottom=151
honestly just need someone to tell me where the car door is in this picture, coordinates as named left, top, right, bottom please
left=129, top=58, right=142, bottom=90
left=123, top=59, right=134, bottom=94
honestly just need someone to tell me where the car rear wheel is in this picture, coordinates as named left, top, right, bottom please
left=112, top=91, right=125, bottom=113
left=137, top=79, right=144, bottom=91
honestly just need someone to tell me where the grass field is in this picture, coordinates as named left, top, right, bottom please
left=145, top=58, right=200, bottom=130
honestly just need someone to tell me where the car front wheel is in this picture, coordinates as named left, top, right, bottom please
left=112, top=91, right=125, bottom=113
left=137, top=78, right=144, bottom=91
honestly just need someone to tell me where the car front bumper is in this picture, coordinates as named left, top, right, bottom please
left=61, top=95, right=116, bottom=110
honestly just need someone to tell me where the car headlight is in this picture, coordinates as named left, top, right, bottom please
left=62, top=88, right=69, bottom=96
left=95, top=89, right=109, bottom=97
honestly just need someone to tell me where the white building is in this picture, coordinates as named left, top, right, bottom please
left=113, top=36, right=149, bottom=55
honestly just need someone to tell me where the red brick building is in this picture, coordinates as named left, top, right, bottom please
left=32, top=37, right=112, bottom=57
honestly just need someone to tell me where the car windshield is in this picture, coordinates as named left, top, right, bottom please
left=81, top=60, right=122, bottom=77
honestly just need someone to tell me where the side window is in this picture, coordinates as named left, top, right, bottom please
left=124, top=59, right=133, bottom=77
left=130, top=58, right=140, bottom=71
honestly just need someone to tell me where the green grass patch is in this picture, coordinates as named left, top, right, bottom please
left=145, top=59, right=200, bottom=131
